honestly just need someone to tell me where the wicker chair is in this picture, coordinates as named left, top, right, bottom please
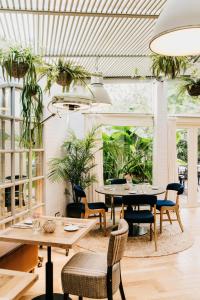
left=61, top=219, right=129, bottom=300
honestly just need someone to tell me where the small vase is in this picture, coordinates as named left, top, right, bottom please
left=42, top=219, right=56, bottom=233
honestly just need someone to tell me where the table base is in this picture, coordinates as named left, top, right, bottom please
left=33, top=293, right=64, bottom=300
left=129, top=225, right=148, bottom=236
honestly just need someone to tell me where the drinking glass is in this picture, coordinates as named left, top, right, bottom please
left=32, top=218, right=41, bottom=234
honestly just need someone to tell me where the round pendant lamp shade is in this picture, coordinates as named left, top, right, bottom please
left=90, top=75, right=112, bottom=106
left=149, top=0, right=200, bottom=56
left=50, top=93, right=92, bottom=111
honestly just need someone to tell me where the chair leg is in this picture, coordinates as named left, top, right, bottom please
left=103, top=211, right=107, bottom=236
left=154, top=221, right=157, bottom=251
left=160, top=209, right=163, bottom=233
left=175, top=208, right=184, bottom=232
left=166, top=210, right=172, bottom=224
left=150, top=223, right=152, bottom=241
left=110, top=207, right=113, bottom=220
left=64, top=293, right=69, bottom=300
left=119, top=279, right=126, bottom=300
left=79, top=297, right=83, bottom=300
left=99, top=213, right=102, bottom=229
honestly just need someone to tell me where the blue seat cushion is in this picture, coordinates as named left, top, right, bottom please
left=156, top=200, right=175, bottom=210
left=113, top=196, right=123, bottom=206
left=124, top=210, right=154, bottom=223
left=88, top=202, right=108, bottom=212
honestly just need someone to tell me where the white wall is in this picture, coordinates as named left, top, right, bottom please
left=43, top=82, right=84, bottom=216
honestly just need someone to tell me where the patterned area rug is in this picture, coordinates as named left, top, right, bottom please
left=76, top=222, right=193, bottom=258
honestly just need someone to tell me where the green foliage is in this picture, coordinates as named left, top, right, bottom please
left=102, top=126, right=153, bottom=184
left=151, top=54, right=188, bottom=79
left=179, top=76, right=200, bottom=97
left=38, top=59, right=90, bottom=93
left=0, top=46, right=43, bottom=148
left=48, top=127, right=100, bottom=197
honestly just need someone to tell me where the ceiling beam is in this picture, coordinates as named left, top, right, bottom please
left=0, top=8, right=159, bottom=19
left=43, top=54, right=150, bottom=58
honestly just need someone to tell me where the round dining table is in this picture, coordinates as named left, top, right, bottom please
left=95, top=184, right=165, bottom=235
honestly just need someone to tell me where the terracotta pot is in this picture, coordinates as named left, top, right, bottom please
left=56, top=71, right=73, bottom=88
left=4, top=61, right=29, bottom=79
left=187, top=85, right=200, bottom=97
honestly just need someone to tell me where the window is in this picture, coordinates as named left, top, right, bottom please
left=0, top=85, right=44, bottom=227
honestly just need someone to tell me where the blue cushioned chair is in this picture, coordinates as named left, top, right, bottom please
left=105, top=179, right=127, bottom=222
left=121, top=195, right=157, bottom=251
left=156, top=183, right=184, bottom=233
left=73, top=185, right=108, bottom=235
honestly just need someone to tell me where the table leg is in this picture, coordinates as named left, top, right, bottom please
left=32, top=246, right=71, bottom=300
left=111, top=196, right=115, bottom=225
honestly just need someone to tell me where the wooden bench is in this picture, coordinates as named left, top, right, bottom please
left=0, top=241, right=38, bottom=272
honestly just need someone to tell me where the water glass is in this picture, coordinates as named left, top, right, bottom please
left=32, top=218, right=41, bottom=234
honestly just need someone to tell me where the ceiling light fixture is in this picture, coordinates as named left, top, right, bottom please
left=149, top=0, right=200, bottom=56
left=90, top=73, right=112, bottom=106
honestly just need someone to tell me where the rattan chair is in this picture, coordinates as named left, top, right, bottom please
left=61, top=219, right=129, bottom=300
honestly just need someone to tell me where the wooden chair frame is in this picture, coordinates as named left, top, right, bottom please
left=158, top=190, right=184, bottom=234
left=81, top=196, right=107, bottom=235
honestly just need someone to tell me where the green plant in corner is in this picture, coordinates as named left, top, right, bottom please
left=179, top=76, right=200, bottom=97
left=48, top=126, right=101, bottom=200
left=38, top=59, right=90, bottom=93
left=151, top=54, right=188, bottom=79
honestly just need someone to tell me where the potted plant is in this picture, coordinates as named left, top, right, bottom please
left=1, top=46, right=41, bottom=82
left=151, top=54, right=188, bottom=79
left=0, top=46, right=44, bottom=148
left=48, top=126, right=100, bottom=217
left=179, top=76, right=200, bottom=97
left=39, top=59, right=90, bottom=93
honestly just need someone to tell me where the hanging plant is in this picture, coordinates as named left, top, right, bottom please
left=0, top=46, right=44, bottom=148
left=38, top=59, right=90, bottom=93
left=151, top=54, right=189, bottom=79
left=179, top=77, right=200, bottom=97
left=1, top=46, right=41, bottom=82
left=21, top=82, right=43, bottom=148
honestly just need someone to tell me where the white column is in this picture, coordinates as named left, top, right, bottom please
left=167, top=118, right=178, bottom=183
left=153, top=80, right=168, bottom=187
left=187, top=127, right=198, bottom=206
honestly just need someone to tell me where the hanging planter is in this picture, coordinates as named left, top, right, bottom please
left=4, top=61, right=29, bottom=79
left=38, top=59, right=90, bottom=93
left=1, top=46, right=41, bottom=82
left=187, top=84, right=200, bottom=97
left=179, top=77, right=200, bottom=97
left=151, top=54, right=188, bottom=79
left=56, top=71, right=73, bottom=90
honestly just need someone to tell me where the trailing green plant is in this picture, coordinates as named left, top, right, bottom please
left=151, top=54, right=188, bottom=79
left=38, top=59, right=90, bottom=93
left=0, top=46, right=44, bottom=148
left=179, top=76, right=200, bottom=97
left=48, top=126, right=100, bottom=200
left=21, top=82, right=43, bottom=148
left=1, top=46, right=41, bottom=82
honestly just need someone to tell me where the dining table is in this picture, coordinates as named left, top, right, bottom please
left=96, top=184, right=165, bottom=235
left=0, top=216, right=96, bottom=300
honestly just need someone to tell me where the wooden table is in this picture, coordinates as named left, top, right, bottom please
left=0, top=216, right=96, bottom=300
left=0, top=268, right=38, bottom=300
left=96, top=184, right=165, bottom=228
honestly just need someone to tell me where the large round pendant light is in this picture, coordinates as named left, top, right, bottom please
left=50, top=93, right=92, bottom=111
left=149, top=0, right=200, bottom=56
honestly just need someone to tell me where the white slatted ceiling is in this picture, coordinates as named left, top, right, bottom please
left=0, top=0, right=167, bottom=77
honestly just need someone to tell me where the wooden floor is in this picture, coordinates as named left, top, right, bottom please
left=21, top=208, right=200, bottom=300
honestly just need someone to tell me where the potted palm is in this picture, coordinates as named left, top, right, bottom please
left=39, top=59, right=90, bottom=93
left=151, top=54, right=188, bottom=79
left=48, top=126, right=100, bottom=217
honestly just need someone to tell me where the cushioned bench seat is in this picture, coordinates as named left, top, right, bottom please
left=0, top=241, right=38, bottom=272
